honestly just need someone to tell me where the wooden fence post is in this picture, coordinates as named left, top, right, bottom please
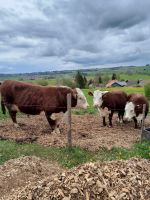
left=67, top=93, right=72, bottom=148
left=141, top=104, right=146, bottom=140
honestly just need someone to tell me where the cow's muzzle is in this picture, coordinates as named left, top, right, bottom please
left=124, top=116, right=132, bottom=122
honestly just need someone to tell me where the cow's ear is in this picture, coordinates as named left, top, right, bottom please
left=88, top=91, right=93, bottom=96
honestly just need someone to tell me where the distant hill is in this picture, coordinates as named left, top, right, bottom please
left=0, top=65, right=150, bottom=80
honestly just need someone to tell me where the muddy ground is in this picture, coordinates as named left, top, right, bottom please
left=0, top=112, right=149, bottom=150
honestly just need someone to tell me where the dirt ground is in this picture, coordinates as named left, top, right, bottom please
left=0, top=112, right=149, bottom=150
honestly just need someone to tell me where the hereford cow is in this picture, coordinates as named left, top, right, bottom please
left=88, top=90, right=127, bottom=127
left=124, top=94, right=149, bottom=128
left=1, top=80, right=89, bottom=131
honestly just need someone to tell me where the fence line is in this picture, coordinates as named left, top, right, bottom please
left=1, top=104, right=149, bottom=110
left=67, top=93, right=72, bottom=148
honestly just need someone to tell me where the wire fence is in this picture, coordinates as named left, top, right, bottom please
left=1, top=104, right=150, bottom=113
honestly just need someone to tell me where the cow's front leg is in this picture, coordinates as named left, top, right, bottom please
left=51, top=111, right=68, bottom=134
left=9, top=110, right=19, bottom=128
left=133, top=117, right=138, bottom=129
left=45, top=113, right=57, bottom=131
left=102, top=117, right=107, bottom=126
left=118, top=111, right=124, bottom=124
left=108, top=111, right=114, bottom=127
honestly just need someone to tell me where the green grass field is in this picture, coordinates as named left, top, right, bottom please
left=0, top=140, right=150, bottom=168
left=120, top=74, right=150, bottom=80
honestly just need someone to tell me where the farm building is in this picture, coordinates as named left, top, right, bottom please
left=106, top=80, right=127, bottom=87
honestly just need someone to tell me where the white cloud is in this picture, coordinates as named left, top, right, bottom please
left=0, top=0, right=150, bottom=73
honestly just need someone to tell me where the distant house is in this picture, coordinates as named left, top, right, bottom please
left=106, top=80, right=127, bottom=88
left=106, top=80, right=117, bottom=88
left=112, top=81, right=127, bottom=87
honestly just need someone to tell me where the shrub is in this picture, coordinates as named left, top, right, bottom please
left=36, top=79, right=49, bottom=86
left=57, top=78, right=76, bottom=88
left=144, top=83, right=150, bottom=100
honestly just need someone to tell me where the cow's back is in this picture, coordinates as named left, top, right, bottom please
left=102, top=90, right=127, bottom=110
left=1, top=80, right=76, bottom=115
left=1, top=80, right=45, bottom=114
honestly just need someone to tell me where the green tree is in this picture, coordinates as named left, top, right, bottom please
left=75, top=71, right=86, bottom=88
left=112, top=73, right=117, bottom=80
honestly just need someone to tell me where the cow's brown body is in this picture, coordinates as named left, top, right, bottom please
left=126, top=94, right=149, bottom=128
left=1, top=80, right=78, bottom=130
left=101, top=91, right=128, bottom=127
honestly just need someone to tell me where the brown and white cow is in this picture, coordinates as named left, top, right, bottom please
left=88, top=90, right=127, bottom=127
left=1, top=80, right=89, bottom=131
left=124, top=94, right=149, bottom=128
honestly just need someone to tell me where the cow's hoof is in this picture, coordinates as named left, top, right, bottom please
left=14, top=123, right=20, bottom=128
left=52, top=128, right=61, bottom=134
left=134, top=127, right=140, bottom=129
left=108, top=125, right=112, bottom=128
left=101, top=125, right=106, bottom=127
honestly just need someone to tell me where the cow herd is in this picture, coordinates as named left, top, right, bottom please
left=0, top=80, right=149, bottom=133
left=88, top=90, right=149, bottom=129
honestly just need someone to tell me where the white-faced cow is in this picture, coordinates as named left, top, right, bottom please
left=88, top=90, right=127, bottom=127
left=1, top=80, right=89, bottom=132
left=124, top=94, right=149, bottom=128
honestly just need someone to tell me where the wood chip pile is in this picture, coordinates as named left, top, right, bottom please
left=4, top=158, right=150, bottom=200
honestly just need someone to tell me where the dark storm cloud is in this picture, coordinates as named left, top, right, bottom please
left=0, top=0, right=150, bottom=73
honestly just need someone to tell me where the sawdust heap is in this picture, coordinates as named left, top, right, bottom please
left=0, top=156, right=62, bottom=200
left=3, top=158, right=150, bottom=200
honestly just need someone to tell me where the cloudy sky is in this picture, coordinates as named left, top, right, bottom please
left=0, top=0, right=150, bottom=73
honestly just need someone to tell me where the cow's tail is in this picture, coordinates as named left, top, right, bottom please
left=1, top=99, right=6, bottom=114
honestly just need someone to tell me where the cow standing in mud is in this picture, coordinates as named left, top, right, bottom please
left=124, top=94, right=149, bottom=128
left=89, top=90, right=127, bottom=127
left=1, top=80, right=89, bottom=132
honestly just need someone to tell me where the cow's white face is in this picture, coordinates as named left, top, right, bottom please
left=76, top=88, right=89, bottom=109
left=124, top=102, right=136, bottom=121
left=93, top=90, right=108, bottom=108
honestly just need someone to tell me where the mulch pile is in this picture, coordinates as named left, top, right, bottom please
left=3, top=158, right=150, bottom=200
left=0, top=156, right=63, bottom=200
